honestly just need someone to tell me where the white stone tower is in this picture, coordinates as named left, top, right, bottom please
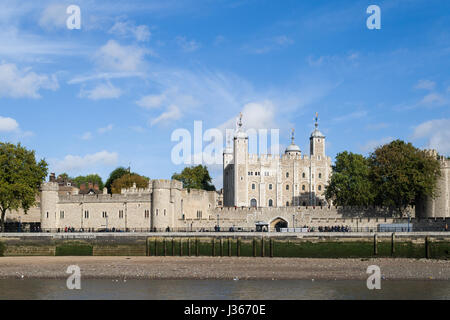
left=310, top=112, right=325, bottom=157
left=223, top=134, right=234, bottom=206
left=233, top=113, right=249, bottom=207
left=40, top=181, right=59, bottom=230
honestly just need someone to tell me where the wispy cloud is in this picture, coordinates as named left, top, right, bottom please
left=412, top=118, right=450, bottom=155
left=150, top=105, right=182, bottom=126
left=175, top=36, right=200, bottom=52
left=79, top=82, right=122, bottom=100
left=50, top=150, right=119, bottom=173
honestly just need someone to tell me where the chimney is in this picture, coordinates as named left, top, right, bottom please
left=49, top=173, right=56, bottom=182
left=94, top=184, right=99, bottom=191
left=80, top=183, right=86, bottom=191
left=88, top=182, right=93, bottom=189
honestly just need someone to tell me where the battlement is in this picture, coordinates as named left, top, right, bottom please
left=151, top=179, right=183, bottom=190
left=58, top=193, right=151, bottom=203
left=40, top=182, right=59, bottom=192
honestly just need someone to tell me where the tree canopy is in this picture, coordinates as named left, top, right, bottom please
left=111, top=173, right=149, bottom=194
left=325, top=140, right=441, bottom=215
left=0, top=142, right=48, bottom=231
left=105, top=167, right=129, bottom=193
left=172, top=165, right=216, bottom=191
left=369, top=139, right=441, bottom=213
left=325, top=151, right=375, bottom=206
left=72, top=174, right=104, bottom=190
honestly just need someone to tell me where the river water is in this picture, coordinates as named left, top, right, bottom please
left=0, top=279, right=449, bottom=300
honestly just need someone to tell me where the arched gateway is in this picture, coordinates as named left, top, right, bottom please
left=270, top=217, right=288, bottom=232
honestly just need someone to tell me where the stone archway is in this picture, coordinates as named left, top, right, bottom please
left=270, top=217, right=288, bottom=232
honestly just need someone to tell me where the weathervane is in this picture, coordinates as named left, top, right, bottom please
left=236, top=112, right=243, bottom=131
left=314, top=112, right=319, bottom=128
left=291, top=128, right=295, bottom=144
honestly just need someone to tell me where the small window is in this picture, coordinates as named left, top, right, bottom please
left=156, top=209, right=158, bottom=216
left=302, top=185, right=305, bottom=191
left=318, top=185, right=322, bottom=191
left=119, top=210, right=123, bottom=219
left=286, top=185, right=289, bottom=190
left=286, top=172, right=289, bottom=178
left=164, top=209, right=166, bottom=216
left=60, top=211, right=64, bottom=219
left=319, top=173, right=322, bottom=179
left=302, top=173, right=305, bottom=178
left=268, top=199, right=273, bottom=207
left=286, top=201, right=289, bottom=207
left=84, top=210, right=89, bottom=219
left=269, top=184, right=272, bottom=190
left=46, top=212, right=49, bottom=218
left=252, top=183, right=255, bottom=190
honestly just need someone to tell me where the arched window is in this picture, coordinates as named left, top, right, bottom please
left=302, top=201, right=306, bottom=206
left=252, top=183, right=255, bottom=190
left=302, top=172, right=305, bottom=178
left=250, top=199, right=257, bottom=207
left=286, top=185, right=289, bottom=190
left=269, top=184, right=272, bottom=190
left=286, top=172, right=289, bottom=178
left=268, top=199, right=273, bottom=207
left=302, top=185, right=305, bottom=191
left=318, top=185, right=322, bottom=191
left=319, top=173, right=322, bottom=179
left=286, top=201, right=289, bottom=207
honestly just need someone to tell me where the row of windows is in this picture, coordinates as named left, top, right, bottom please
left=251, top=199, right=324, bottom=207
left=250, top=183, right=323, bottom=191
left=56, top=210, right=150, bottom=219
left=248, top=172, right=323, bottom=179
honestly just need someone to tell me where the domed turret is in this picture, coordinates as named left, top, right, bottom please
left=285, top=128, right=301, bottom=155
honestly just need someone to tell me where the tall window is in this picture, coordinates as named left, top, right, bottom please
left=286, top=172, right=289, bottom=178
left=252, top=183, right=255, bottom=190
left=144, top=210, right=149, bottom=218
left=84, top=210, right=89, bottom=219
left=302, top=185, right=305, bottom=191
left=319, top=173, right=322, bottom=179
left=302, top=172, right=306, bottom=178
left=60, top=211, right=64, bottom=219
left=119, top=210, right=124, bottom=219
left=250, top=199, right=257, bottom=207
left=269, top=184, right=272, bottom=190
left=268, top=199, right=273, bottom=207
left=102, top=211, right=107, bottom=218
left=286, top=184, right=289, bottom=190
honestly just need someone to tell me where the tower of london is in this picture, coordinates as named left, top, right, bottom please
left=223, top=113, right=332, bottom=208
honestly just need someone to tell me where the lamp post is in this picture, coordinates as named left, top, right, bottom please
left=292, top=214, right=295, bottom=231
left=217, top=214, right=220, bottom=231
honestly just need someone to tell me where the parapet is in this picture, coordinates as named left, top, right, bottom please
left=151, top=179, right=183, bottom=190
left=40, top=182, right=59, bottom=192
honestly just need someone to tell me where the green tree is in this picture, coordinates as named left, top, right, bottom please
left=111, top=173, right=149, bottom=194
left=0, top=143, right=48, bottom=231
left=72, top=174, right=104, bottom=190
left=369, top=139, right=441, bottom=215
left=325, top=151, right=375, bottom=206
left=172, top=165, right=216, bottom=191
left=105, top=167, right=129, bottom=193
left=57, top=173, right=70, bottom=181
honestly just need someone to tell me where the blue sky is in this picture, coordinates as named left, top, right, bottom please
left=0, top=0, right=449, bottom=188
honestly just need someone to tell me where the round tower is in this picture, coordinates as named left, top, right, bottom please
left=40, top=181, right=59, bottom=230
left=151, top=180, right=182, bottom=231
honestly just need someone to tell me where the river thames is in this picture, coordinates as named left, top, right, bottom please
left=0, top=279, right=449, bottom=300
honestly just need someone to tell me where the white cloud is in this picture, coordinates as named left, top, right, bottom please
left=0, top=63, right=59, bottom=98
left=0, top=116, right=19, bottom=131
left=412, top=119, right=450, bottom=155
left=51, top=150, right=119, bottom=173
left=81, top=132, right=92, bottom=140
left=414, top=79, right=436, bottom=90
left=419, top=92, right=446, bottom=107
left=218, top=100, right=278, bottom=131
left=175, top=36, right=200, bottom=52
left=98, top=124, right=113, bottom=134
left=136, top=93, right=166, bottom=109
left=360, top=137, right=394, bottom=153
left=95, top=40, right=149, bottom=72
left=38, top=3, right=67, bottom=30
left=79, top=82, right=122, bottom=100
left=109, top=21, right=151, bottom=42
left=150, top=105, right=182, bottom=125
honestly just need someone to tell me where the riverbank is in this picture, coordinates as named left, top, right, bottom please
left=0, top=256, right=449, bottom=280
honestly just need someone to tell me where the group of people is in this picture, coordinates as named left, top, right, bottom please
left=316, top=225, right=350, bottom=232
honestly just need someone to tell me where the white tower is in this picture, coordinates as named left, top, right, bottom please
left=233, top=113, right=249, bottom=207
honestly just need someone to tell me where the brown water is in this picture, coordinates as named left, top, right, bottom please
left=0, top=279, right=450, bottom=300
left=0, top=279, right=449, bottom=300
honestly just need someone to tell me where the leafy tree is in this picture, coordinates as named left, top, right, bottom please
left=57, top=173, right=70, bottom=181
left=0, top=143, right=48, bottom=231
left=72, top=174, right=104, bottom=190
left=172, top=165, right=216, bottom=191
left=369, top=139, right=441, bottom=215
left=105, top=167, right=129, bottom=194
left=325, top=151, right=375, bottom=206
left=111, top=173, right=149, bottom=194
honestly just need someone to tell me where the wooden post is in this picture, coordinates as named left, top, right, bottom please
left=154, top=239, right=158, bottom=256
left=253, top=238, right=256, bottom=257
left=228, top=238, right=231, bottom=257
left=237, top=237, right=241, bottom=257
left=220, top=238, right=223, bottom=257
left=270, top=238, right=274, bottom=258
left=261, top=238, right=265, bottom=257
left=171, top=238, right=175, bottom=256
left=180, top=238, right=183, bottom=256
left=425, top=236, right=430, bottom=259
left=196, top=238, right=199, bottom=256
left=391, top=233, right=395, bottom=256
left=163, top=238, right=167, bottom=256
left=212, top=238, right=215, bottom=257
left=146, top=238, right=149, bottom=256
left=188, top=238, right=191, bottom=256
left=373, top=234, right=378, bottom=256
